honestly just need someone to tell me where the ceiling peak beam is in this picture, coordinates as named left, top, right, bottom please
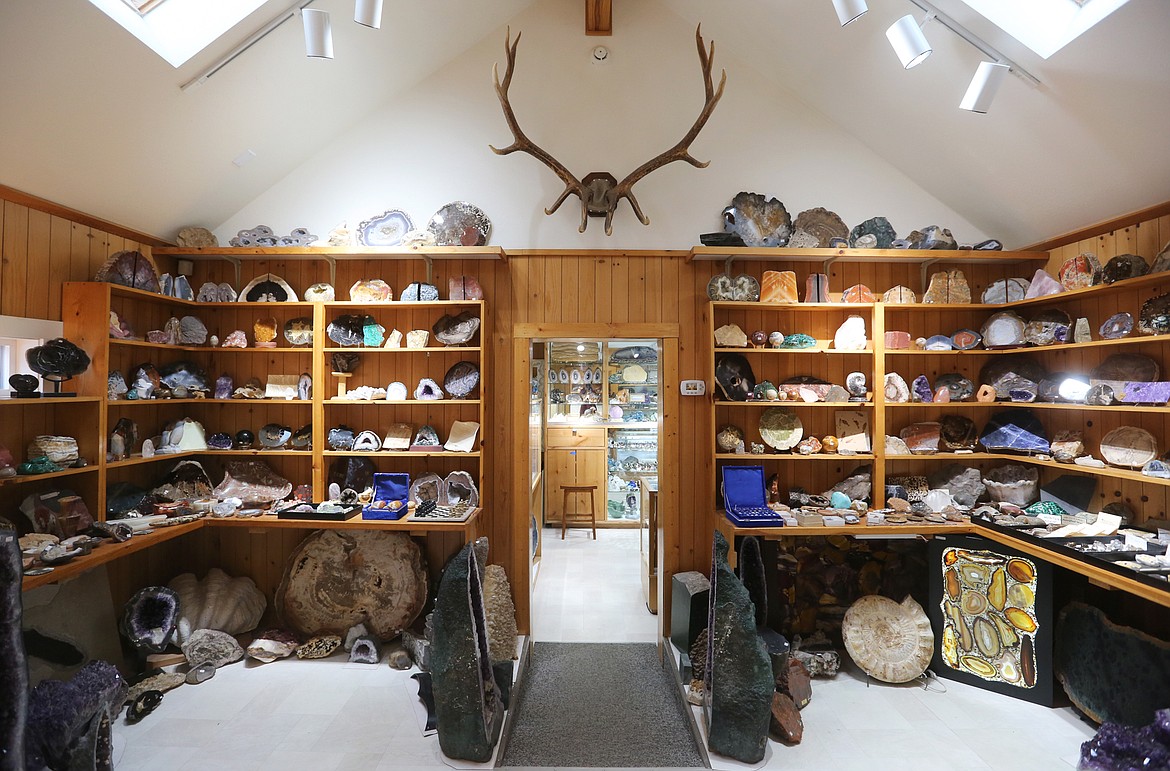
left=586, top=0, right=612, bottom=36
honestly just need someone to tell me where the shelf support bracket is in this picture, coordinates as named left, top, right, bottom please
left=221, top=255, right=242, bottom=288
left=920, top=258, right=940, bottom=290
left=422, top=255, right=434, bottom=286
left=723, top=255, right=735, bottom=276
left=322, top=255, right=337, bottom=287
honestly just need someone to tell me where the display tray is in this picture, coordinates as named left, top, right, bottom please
left=972, top=515, right=1170, bottom=592
left=275, top=503, right=361, bottom=521
left=408, top=505, right=477, bottom=523
left=1052, top=535, right=1165, bottom=563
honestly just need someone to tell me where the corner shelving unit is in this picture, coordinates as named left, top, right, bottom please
left=698, top=245, right=1170, bottom=608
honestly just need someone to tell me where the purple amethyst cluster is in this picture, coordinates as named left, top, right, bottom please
left=1080, top=709, right=1170, bottom=771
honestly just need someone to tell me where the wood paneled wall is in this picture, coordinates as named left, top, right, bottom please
left=0, top=185, right=172, bottom=320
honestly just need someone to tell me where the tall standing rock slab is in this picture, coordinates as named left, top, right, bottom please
left=705, top=531, right=773, bottom=764
left=0, top=528, right=27, bottom=771
left=483, top=564, right=519, bottom=661
left=431, top=543, right=504, bottom=762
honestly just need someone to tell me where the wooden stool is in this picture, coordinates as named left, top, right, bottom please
left=560, top=485, right=597, bottom=540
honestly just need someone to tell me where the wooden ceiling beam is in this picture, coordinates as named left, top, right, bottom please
left=585, top=0, right=612, bottom=36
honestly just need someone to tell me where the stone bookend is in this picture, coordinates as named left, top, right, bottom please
left=431, top=543, right=504, bottom=763
left=705, top=531, right=773, bottom=764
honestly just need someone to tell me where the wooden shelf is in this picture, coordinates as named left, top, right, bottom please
left=0, top=396, right=102, bottom=406
left=22, top=520, right=203, bottom=591
left=110, top=339, right=310, bottom=353
left=204, top=507, right=481, bottom=533
left=152, top=246, right=507, bottom=262
left=886, top=336, right=1168, bottom=355
left=326, top=399, right=481, bottom=405
left=706, top=404, right=875, bottom=409
left=715, top=453, right=876, bottom=461
left=885, top=401, right=1170, bottom=413
left=716, top=511, right=970, bottom=537
left=108, top=398, right=311, bottom=406
left=322, top=346, right=480, bottom=353
left=326, top=300, right=484, bottom=308
left=107, top=284, right=314, bottom=308
left=690, top=247, right=1049, bottom=264
left=714, top=345, right=873, bottom=355
left=320, top=450, right=480, bottom=458
left=0, top=465, right=99, bottom=487
left=887, top=452, right=1170, bottom=487
left=107, top=449, right=312, bottom=467
left=711, top=301, right=873, bottom=310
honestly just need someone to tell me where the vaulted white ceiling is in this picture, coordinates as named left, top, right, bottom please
left=2, top=0, right=1168, bottom=248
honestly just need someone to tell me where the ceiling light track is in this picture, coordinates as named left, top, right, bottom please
left=903, top=0, right=1041, bottom=88
left=180, top=0, right=315, bottom=91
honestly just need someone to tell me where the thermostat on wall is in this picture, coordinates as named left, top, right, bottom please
left=681, top=380, right=706, bottom=396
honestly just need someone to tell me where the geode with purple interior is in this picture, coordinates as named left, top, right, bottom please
left=911, top=375, right=933, bottom=403
left=121, top=586, right=181, bottom=652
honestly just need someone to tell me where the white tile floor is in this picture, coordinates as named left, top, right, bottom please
left=111, top=527, right=1098, bottom=769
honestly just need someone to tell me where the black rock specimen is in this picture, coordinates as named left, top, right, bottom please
left=715, top=354, right=756, bottom=401
left=8, top=373, right=38, bottom=397
left=291, top=424, right=312, bottom=449
left=331, top=352, right=359, bottom=374
left=24, top=660, right=125, bottom=770
left=235, top=430, right=255, bottom=449
left=125, top=690, right=164, bottom=724
left=26, top=338, right=90, bottom=379
left=431, top=543, right=503, bottom=762
left=327, top=425, right=356, bottom=451
left=1056, top=602, right=1170, bottom=727
left=1101, top=253, right=1149, bottom=284
left=105, top=482, right=152, bottom=518
left=327, top=315, right=374, bottom=347
left=328, top=457, right=375, bottom=495
left=1139, top=293, right=1170, bottom=336
left=120, top=586, right=180, bottom=653
left=411, top=672, right=438, bottom=731
left=706, top=531, right=773, bottom=764
left=738, top=536, right=790, bottom=681
left=87, top=520, right=132, bottom=543
left=1, top=527, right=28, bottom=770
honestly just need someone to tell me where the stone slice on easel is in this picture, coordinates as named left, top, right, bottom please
left=1140, top=293, right=1170, bottom=336
left=760, top=271, right=798, bottom=303
left=275, top=530, right=427, bottom=639
left=431, top=543, right=504, bottom=762
left=922, top=270, right=970, bottom=304
left=706, top=531, right=772, bottom=764
left=882, top=286, right=916, bottom=303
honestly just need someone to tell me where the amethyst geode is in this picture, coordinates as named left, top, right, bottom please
left=25, top=660, right=125, bottom=771
left=121, top=586, right=181, bottom=653
left=1079, top=710, right=1170, bottom=771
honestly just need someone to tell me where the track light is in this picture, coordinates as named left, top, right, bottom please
left=886, top=14, right=932, bottom=69
left=960, top=61, right=1010, bottom=113
left=831, top=0, right=868, bottom=27
left=354, top=0, right=383, bottom=29
left=302, top=8, right=333, bottom=59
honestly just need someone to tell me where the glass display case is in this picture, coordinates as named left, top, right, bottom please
left=546, top=341, right=604, bottom=424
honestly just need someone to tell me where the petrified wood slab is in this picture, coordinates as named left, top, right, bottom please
left=275, top=530, right=427, bottom=640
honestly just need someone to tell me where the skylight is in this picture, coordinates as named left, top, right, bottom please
left=88, top=0, right=269, bottom=67
left=957, top=0, right=1131, bottom=58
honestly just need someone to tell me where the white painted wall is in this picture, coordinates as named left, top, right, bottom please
left=215, top=0, right=986, bottom=250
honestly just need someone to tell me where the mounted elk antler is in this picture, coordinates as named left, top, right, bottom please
left=490, top=25, right=726, bottom=235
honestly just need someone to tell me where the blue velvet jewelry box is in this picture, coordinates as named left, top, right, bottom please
left=363, top=472, right=410, bottom=520
left=721, top=465, right=785, bottom=527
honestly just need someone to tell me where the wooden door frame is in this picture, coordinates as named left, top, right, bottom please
left=512, top=323, right=680, bottom=639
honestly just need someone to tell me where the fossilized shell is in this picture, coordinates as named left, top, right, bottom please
left=168, top=567, right=266, bottom=644
left=961, top=591, right=988, bottom=616
left=961, top=654, right=997, bottom=679
left=973, top=616, right=1002, bottom=659
left=1005, top=606, right=1038, bottom=633
left=1007, top=583, right=1034, bottom=610
left=1006, top=558, right=1035, bottom=583
left=959, top=563, right=990, bottom=588
left=988, top=567, right=1007, bottom=611
left=842, top=595, right=934, bottom=683
left=992, top=612, right=1020, bottom=649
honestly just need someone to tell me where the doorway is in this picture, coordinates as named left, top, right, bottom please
left=511, top=323, right=679, bottom=645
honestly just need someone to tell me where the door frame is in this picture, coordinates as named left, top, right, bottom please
left=512, top=323, right=680, bottom=640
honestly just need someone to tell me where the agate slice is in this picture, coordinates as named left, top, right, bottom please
left=981, top=311, right=1026, bottom=348
left=792, top=207, right=847, bottom=248
left=951, top=329, right=982, bottom=350
left=982, top=278, right=1030, bottom=305
left=1099, top=312, right=1133, bottom=340
left=349, top=279, right=393, bottom=303
left=1140, top=293, right=1170, bottom=335
left=706, top=273, right=760, bottom=302
left=722, top=192, right=791, bottom=247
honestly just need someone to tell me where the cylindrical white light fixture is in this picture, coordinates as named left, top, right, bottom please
left=960, top=61, right=1010, bottom=113
left=302, top=8, right=333, bottom=59
left=886, top=14, right=932, bottom=69
left=832, top=0, right=868, bottom=26
left=354, top=0, right=383, bottom=29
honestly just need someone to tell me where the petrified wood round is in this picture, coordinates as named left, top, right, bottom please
left=276, top=530, right=427, bottom=640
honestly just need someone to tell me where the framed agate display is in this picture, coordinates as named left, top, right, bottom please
left=928, top=534, right=1054, bottom=706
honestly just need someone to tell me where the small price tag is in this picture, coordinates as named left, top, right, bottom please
left=1038, top=513, right=1063, bottom=526
left=1125, top=532, right=1148, bottom=550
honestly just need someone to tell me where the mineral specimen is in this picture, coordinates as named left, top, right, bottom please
left=1058, top=252, right=1101, bottom=290
left=922, top=270, right=970, bottom=304
left=983, top=464, right=1040, bottom=506
left=1102, top=253, right=1149, bottom=284
left=449, top=276, right=483, bottom=300
left=414, top=378, right=444, bottom=400
left=982, top=278, right=1030, bottom=304
left=349, top=636, right=382, bottom=664
left=760, top=270, right=798, bottom=303
left=804, top=273, right=829, bottom=303
left=433, top=311, right=481, bottom=345
left=900, top=422, right=941, bottom=454
left=121, top=586, right=180, bottom=652
left=715, top=354, right=756, bottom=401
left=1140, top=293, right=1170, bottom=335
left=296, top=635, right=342, bottom=659
left=833, top=315, right=867, bottom=350
left=168, top=568, right=266, bottom=644
left=722, top=192, right=792, bottom=247
left=884, top=373, right=910, bottom=403
left=842, top=284, right=875, bottom=303
left=714, top=324, right=748, bottom=347
left=1023, top=269, right=1065, bottom=298
left=401, top=282, right=439, bottom=302
left=182, top=628, right=243, bottom=669
left=911, top=375, right=933, bottom=403
left=885, top=331, right=911, bottom=349
left=431, top=543, right=504, bottom=762
left=981, top=311, right=1026, bottom=348
left=979, top=410, right=1049, bottom=454
left=883, top=286, right=916, bottom=303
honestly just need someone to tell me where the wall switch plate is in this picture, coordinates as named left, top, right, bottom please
left=681, top=380, right=706, bottom=396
